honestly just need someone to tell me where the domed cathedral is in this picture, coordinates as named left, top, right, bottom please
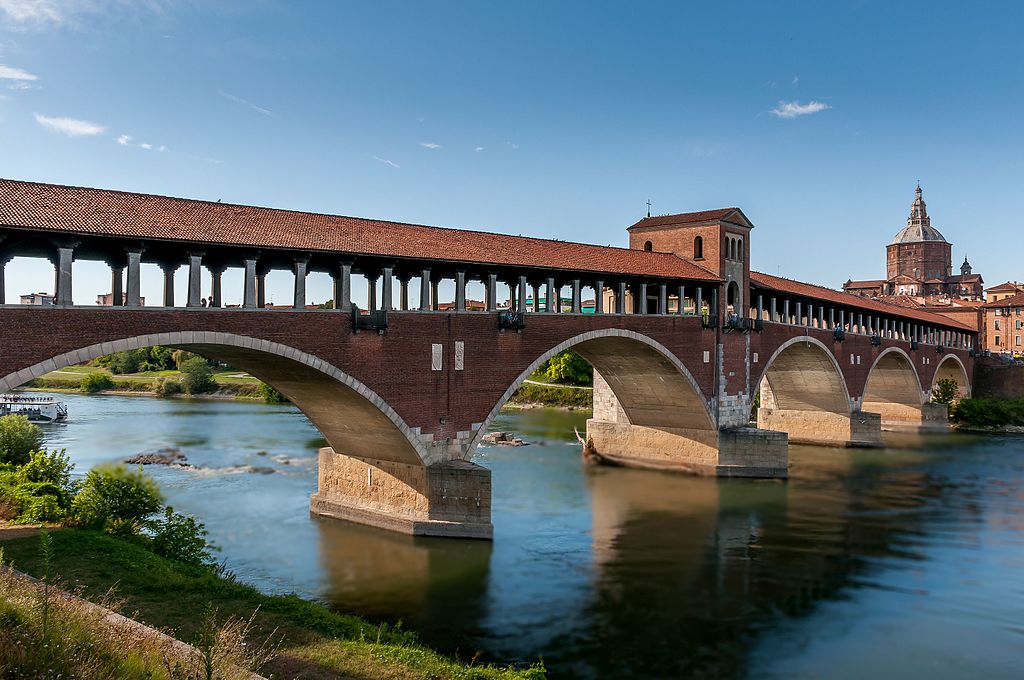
left=844, top=184, right=984, bottom=302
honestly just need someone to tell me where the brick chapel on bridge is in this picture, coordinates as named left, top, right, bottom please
left=843, top=184, right=984, bottom=302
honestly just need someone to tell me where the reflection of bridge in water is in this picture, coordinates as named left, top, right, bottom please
left=0, top=179, right=977, bottom=538
left=311, top=438, right=990, bottom=678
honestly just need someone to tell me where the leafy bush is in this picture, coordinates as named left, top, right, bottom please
left=0, top=450, right=76, bottom=523
left=258, top=382, right=288, bottom=403
left=179, top=356, right=218, bottom=395
left=0, top=415, right=44, bottom=466
left=104, top=346, right=176, bottom=374
left=154, top=376, right=184, bottom=397
left=79, top=373, right=114, bottom=393
left=931, top=377, right=960, bottom=405
left=951, top=398, right=1024, bottom=429
left=149, top=507, right=217, bottom=567
left=72, top=464, right=164, bottom=535
left=541, top=350, right=593, bottom=386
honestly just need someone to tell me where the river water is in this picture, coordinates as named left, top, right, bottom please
left=30, top=391, right=1024, bottom=679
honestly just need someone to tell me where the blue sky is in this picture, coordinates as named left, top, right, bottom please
left=1, top=0, right=1022, bottom=306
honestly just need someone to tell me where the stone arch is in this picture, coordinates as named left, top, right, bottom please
left=754, top=336, right=851, bottom=415
left=468, top=329, right=714, bottom=454
left=932, top=353, right=972, bottom=399
left=0, top=331, right=432, bottom=466
left=863, top=347, right=925, bottom=427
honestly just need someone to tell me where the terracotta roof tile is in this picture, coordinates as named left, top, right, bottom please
left=628, top=208, right=739, bottom=230
left=0, top=178, right=720, bottom=281
left=983, top=291, right=1024, bottom=308
left=986, top=281, right=1024, bottom=292
left=844, top=279, right=885, bottom=288
left=750, top=271, right=973, bottom=330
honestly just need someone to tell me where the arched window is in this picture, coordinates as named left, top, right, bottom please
left=738, top=239, right=744, bottom=260
left=727, top=281, right=739, bottom=312
left=644, top=240, right=653, bottom=252
left=694, top=235, right=704, bottom=259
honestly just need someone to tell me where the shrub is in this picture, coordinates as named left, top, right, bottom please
left=0, top=450, right=76, bottom=523
left=0, top=415, right=44, bottom=466
left=541, top=350, right=593, bottom=386
left=149, top=506, right=217, bottom=567
left=931, top=377, right=960, bottom=405
left=258, top=382, right=288, bottom=404
left=179, top=356, right=217, bottom=395
left=108, top=349, right=144, bottom=374
left=951, top=397, right=1024, bottom=429
left=72, top=464, right=164, bottom=535
left=79, top=373, right=114, bottom=393
left=154, top=376, right=184, bottom=397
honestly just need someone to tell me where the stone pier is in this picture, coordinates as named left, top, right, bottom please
left=756, top=408, right=884, bottom=447
left=310, top=448, right=493, bottom=539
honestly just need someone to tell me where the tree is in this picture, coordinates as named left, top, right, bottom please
left=179, top=356, right=217, bottom=395
left=0, top=414, right=44, bottom=466
left=80, top=373, right=114, bottom=393
left=542, top=350, right=593, bottom=386
left=931, top=378, right=960, bottom=405
left=72, top=464, right=164, bottom=535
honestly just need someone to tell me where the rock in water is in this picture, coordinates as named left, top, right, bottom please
left=481, top=431, right=527, bottom=446
left=125, top=448, right=189, bottom=466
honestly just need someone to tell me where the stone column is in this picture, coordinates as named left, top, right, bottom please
left=242, top=258, right=258, bottom=308
left=486, top=273, right=497, bottom=312
left=546, top=277, right=557, bottom=313
left=209, top=264, right=225, bottom=308
left=616, top=281, right=627, bottom=314
left=367, top=275, right=378, bottom=311
left=770, top=297, right=777, bottom=322
left=711, top=288, right=718, bottom=321
left=186, top=253, right=203, bottom=307
left=430, top=279, right=440, bottom=311
left=381, top=265, right=394, bottom=311
left=531, top=283, right=540, bottom=312
left=783, top=300, right=790, bottom=324
left=637, top=283, right=647, bottom=314
left=829, top=307, right=835, bottom=328
left=256, top=270, right=268, bottom=309
left=420, top=268, right=431, bottom=311
left=518, top=274, right=529, bottom=312
left=125, top=250, right=143, bottom=307
left=858, top=313, right=865, bottom=334
left=399, top=275, right=410, bottom=311
left=0, top=254, right=11, bottom=305
left=109, top=263, right=124, bottom=306
left=54, top=245, right=75, bottom=306
left=160, top=264, right=176, bottom=307
left=756, top=294, right=763, bottom=320
left=571, top=278, right=582, bottom=313
left=696, top=287, right=703, bottom=317
left=595, top=279, right=605, bottom=314
left=806, top=303, right=813, bottom=327
left=658, top=283, right=668, bottom=315
left=840, top=310, right=846, bottom=330
left=795, top=302, right=802, bottom=325
left=292, top=258, right=308, bottom=309
left=455, top=270, right=467, bottom=312
left=679, top=284, right=687, bottom=315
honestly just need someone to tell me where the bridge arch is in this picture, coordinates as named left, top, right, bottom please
left=468, top=329, right=715, bottom=455
left=754, top=336, right=851, bottom=415
left=0, top=331, right=433, bottom=466
left=932, top=353, right=972, bottom=399
left=862, top=347, right=924, bottom=427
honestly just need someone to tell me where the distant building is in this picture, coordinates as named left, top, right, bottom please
left=982, top=291, right=1024, bottom=356
left=96, top=292, right=145, bottom=306
left=844, top=185, right=984, bottom=302
left=19, top=292, right=54, bottom=305
left=985, top=281, right=1024, bottom=303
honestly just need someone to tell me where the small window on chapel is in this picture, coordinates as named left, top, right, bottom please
left=644, top=240, right=653, bottom=252
left=694, top=235, right=704, bottom=259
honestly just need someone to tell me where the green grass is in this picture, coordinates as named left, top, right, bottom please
left=0, top=530, right=544, bottom=679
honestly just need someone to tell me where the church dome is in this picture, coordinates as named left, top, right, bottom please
left=889, top=184, right=948, bottom=245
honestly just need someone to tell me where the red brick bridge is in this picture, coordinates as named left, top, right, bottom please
left=0, top=179, right=976, bottom=538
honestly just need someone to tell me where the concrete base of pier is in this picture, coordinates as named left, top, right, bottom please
left=757, top=408, right=885, bottom=448
left=310, top=448, right=492, bottom=539
left=585, top=420, right=789, bottom=478
left=864, top=401, right=950, bottom=433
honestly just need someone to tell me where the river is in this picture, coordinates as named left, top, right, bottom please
left=28, top=391, right=1024, bottom=679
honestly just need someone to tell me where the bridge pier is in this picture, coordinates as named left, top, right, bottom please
left=310, top=448, right=493, bottom=539
left=756, top=408, right=884, bottom=447
left=863, top=401, right=950, bottom=433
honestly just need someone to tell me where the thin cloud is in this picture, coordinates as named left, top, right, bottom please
left=34, top=112, right=104, bottom=136
left=474, top=146, right=484, bottom=152
left=792, top=75, right=799, bottom=85
left=0, top=64, right=38, bottom=81
left=771, top=100, right=830, bottom=119
left=139, top=142, right=152, bottom=150
left=117, top=134, right=131, bottom=145
left=504, top=141, right=519, bottom=149
left=218, top=90, right=275, bottom=117
left=372, top=155, right=400, bottom=169
left=117, top=134, right=167, bottom=151
left=0, top=0, right=64, bottom=24
left=419, top=142, right=441, bottom=150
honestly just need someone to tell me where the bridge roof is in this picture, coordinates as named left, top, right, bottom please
left=750, top=271, right=973, bottom=331
left=0, top=179, right=720, bottom=281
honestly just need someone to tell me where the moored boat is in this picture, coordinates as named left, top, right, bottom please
left=0, top=394, right=68, bottom=423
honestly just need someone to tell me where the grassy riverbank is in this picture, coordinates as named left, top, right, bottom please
left=24, top=364, right=268, bottom=400
left=951, top=397, right=1024, bottom=430
left=0, top=528, right=544, bottom=679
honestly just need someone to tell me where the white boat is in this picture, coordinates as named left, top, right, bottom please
left=0, top=394, right=68, bottom=423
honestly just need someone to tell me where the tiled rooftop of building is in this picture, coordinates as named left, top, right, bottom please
left=0, top=178, right=720, bottom=281
left=750, top=271, right=973, bottom=330
left=628, top=208, right=744, bottom=230
left=983, top=291, right=1024, bottom=308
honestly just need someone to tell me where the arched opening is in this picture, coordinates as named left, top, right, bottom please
left=863, top=349, right=924, bottom=428
left=753, top=337, right=880, bottom=446
left=643, top=240, right=653, bottom=252
left=693, top=235, right=704, bottom=260
left=932, top=354, right=971, bottom=399
left=471, top=331, right=717, bottom=470
left=726, top=281, right=739, bottom=313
